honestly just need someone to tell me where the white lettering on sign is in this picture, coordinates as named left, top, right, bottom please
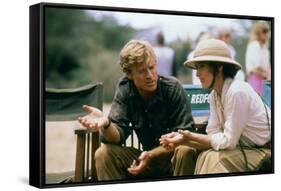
left=191, top=94, right=210, bottom=104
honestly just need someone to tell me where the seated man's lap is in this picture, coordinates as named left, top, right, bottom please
left=95, top=144, right=171, bottom=179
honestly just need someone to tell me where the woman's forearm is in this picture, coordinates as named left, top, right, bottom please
left=184, top=132, right=212, bottom=150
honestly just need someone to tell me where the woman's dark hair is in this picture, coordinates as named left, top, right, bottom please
left=222, top=64, right=239, bottom=79
left=208, top=62, right=238, bottom=79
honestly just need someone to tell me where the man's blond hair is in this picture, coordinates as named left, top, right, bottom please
left=119, top=40, right=156, bottom=74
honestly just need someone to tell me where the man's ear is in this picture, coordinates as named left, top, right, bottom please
left=127, top=73, right=132, bottom=80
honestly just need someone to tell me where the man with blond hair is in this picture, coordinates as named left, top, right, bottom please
left=78, top=39, right=195, bottom=180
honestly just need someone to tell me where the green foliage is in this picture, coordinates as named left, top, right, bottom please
left=170, top=39, right=193, bottom=83
left=45, top=8, right=135, bottom=102
left=231, top=35, right=248, bottom=71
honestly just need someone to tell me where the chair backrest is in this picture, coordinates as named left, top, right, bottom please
left=261, top=80, right=271, bottom=109
left=46, top=83, right=103, bottom=121
left=45, top=83, right=103, bottom=183
left=182, top=84, right=211, bottom=117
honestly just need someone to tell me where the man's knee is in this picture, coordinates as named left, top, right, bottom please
left=95, top=144, right=106, bottom=161
left=95, top=144, right=118, bottom=164
left=172, top=146, right=197, bottom=176
left=94, top=144, right=126, bottom=180
left=174, top=145, right=197, bottom=160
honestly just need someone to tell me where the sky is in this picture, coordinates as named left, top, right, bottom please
left=87, top=9, right=252, bottom=43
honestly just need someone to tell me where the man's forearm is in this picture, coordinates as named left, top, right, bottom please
left=147, top=145, right=174, bottom=161
left=100, top=122, right=121, bottom=144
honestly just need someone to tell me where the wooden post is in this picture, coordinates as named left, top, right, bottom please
left=74, top=130, right=86, bottom=182
left=91, top=132, right=100, bottom=180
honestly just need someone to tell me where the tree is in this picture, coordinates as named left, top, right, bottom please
left=45, top=8, right=135, bottom=102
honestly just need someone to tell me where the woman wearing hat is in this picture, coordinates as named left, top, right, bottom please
left=160, top=39, right=271, bottom=174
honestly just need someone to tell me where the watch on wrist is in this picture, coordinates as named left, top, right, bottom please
left=103, top=117, right=111, bottom=130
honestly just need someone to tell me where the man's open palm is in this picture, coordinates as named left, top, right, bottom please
left=78, top=105, right=107, bottom=131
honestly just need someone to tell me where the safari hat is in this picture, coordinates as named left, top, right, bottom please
left=184, top=38, right=242, bottom=70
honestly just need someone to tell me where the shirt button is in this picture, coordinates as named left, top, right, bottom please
left=145, top=109, right=148, bottom=113
left=149, top=124, right=152, bottom=128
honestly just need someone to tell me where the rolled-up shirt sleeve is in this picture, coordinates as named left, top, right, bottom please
left=210, top=91, right=249, bottom=150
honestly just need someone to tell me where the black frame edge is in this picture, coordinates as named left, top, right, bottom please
left=29, top=3, right=43, bottom=188
left=29, top=2, right=274, bottom=188
left=41, top=2, right=273, bottom=21
left=270, top=17, right=275, bottom=173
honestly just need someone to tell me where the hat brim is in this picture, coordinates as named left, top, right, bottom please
left=184, top=55, right=242, bottom=70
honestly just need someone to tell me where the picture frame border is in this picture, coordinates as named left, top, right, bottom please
left=29, top=2, right=274, bottom=188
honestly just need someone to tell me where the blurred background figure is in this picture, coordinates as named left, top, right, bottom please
left=217, top=27, right=245, bottom=81
left=217, top=27, right=236, bottom=58
left=187, top=32, right=212, bottom=85
left=245, top=21, right=271, bottom=95
left=153, top=32, right=175, bottom=76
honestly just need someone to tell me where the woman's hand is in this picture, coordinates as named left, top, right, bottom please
left=159, top=130, right=191, bottom=150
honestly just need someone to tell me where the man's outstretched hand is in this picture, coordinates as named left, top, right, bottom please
left=78, top=105, right=108, bottom=131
